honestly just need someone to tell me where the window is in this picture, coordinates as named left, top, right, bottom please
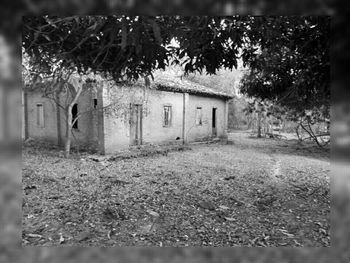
left=36, top=103, right=44, bottom=127
left=163, top=106, right=172, bottom=127
left=72, top=103, right=78, bottom=129
left=195, top=107, right=202, bottom=125
left=93, top=99, right=97, bottom=109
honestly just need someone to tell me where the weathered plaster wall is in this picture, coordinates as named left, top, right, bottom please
left=26, top=88, right=99, bottom=149
left=142, top=90, right=184, bottom=144
left=102, top=86, right=185, bottom=153
left=59, top=89, right=99, bottom=149
left=26, top=92, right=58, bottom=143
left=186, top=95, right=227, bottom=142
left=102, top=85, right=228, bottom=154
left=26, top=83, right=229, bottom=154
left=101, top=85, right=138, bottom=153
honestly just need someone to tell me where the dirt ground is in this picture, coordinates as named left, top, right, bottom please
left=22, top=131, right=330, bottom=247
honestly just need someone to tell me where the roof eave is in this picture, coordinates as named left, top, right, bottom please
left=155, top=84, right=234, bottom=100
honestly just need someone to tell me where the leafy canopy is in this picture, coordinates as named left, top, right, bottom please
left=240, top=16, right=330, bottom=113
left=23, top=16, right=247, bottom=80
left=23, top=15, right=330, bottom=113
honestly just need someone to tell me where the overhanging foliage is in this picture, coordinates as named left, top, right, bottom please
left=23, top=15, right=330, bottom=112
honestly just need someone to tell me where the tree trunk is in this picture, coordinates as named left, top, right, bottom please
left=257, top=111, right=262, bottom=138
left=64, top=105, right=73, bottom=158
left=56, top=91, right=63, bottom=146
left=295, top=123, right=302, bottom=143
left=300, top=121, right=322, bottom=147
left=63, top=81, right=83, bottom=158
left=23, top=88, right=29, bottom=140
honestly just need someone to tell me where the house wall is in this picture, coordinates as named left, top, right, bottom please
left=142, top=90, right=184, bottom=144
left=26, top=91, right=58, bottom=143
left=102, top=85, right=185, bottom=153
left=102, top=85, right=228, bottom=154
left=186, top=94, right=227, bottom=142
left=25, top=83, right=229, bottom=154
left=25, top=88, right=99, bottom=149
left=101, top=84, right=138, bottom=153
left=60, top=89, right=99, bottom=149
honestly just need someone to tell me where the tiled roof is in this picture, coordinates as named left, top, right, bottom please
left=26, top=70, right=234, bottom=100
left=150, top=71, right=234, bottom=100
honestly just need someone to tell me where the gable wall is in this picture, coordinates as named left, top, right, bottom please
left=186, top=94, right=227, bottom=142
left=25, top=89, right=99, bottom=149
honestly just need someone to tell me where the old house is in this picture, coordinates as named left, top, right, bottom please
left=23, top=71, right=233, bottom=154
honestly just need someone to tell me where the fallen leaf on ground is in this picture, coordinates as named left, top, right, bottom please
left=76, top=231, right=91, bottom=242
left=198, top=201, right=216, bottom=211
left=59, top=233, right=65, bottom=244
left=278, top=229, right=295, bottom=238
left=27, top=233, right=42, bottom=238
left=147, top=210, right=160, bottom=217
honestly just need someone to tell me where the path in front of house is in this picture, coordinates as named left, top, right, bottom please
left=22, top=131, right=330, bottom=247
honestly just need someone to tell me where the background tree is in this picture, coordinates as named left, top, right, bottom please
left=240, top=16, right=330, bottom=144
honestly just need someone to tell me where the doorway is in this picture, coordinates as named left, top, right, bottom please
left=130, top=104, right=143, bottom=145
left=212, top=108, right=217, bottom=137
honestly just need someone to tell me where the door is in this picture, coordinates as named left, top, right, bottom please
left=212, top=108, right=217, bottom=137
left=130, top=104, right=143, bottom=145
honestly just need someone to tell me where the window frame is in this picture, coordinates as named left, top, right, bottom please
left=195, top=107, right=203, bottom=126
left=163, top=104, right=172, bottom=127
left=93, top=98, right=98, bottom=109
left=72, top=103, right=78, bottom=129
left=36, top=103, right=44, bottom=128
